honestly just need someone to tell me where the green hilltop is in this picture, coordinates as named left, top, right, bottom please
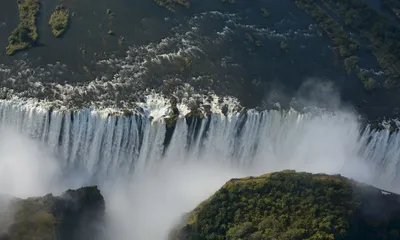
left=169, top=170, right=400, bottom=240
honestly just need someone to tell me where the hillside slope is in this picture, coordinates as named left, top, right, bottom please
left=170, top=170, right=400, bottom=240
left=0, top=186, right=105, bottom=240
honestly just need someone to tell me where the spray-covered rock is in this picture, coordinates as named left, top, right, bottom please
left=165, top=96, right=180, bottom=128
left=0, top=186, right=105, bottom=240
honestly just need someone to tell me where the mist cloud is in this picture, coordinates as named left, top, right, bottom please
left=0, top=87, right=392, bottom=240
left=0, top=128, right=62, bottom=198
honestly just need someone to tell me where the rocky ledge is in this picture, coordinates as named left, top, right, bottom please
left=169, top=170, right=400, bottom=240
left=0, top=186, right=105, bottom=240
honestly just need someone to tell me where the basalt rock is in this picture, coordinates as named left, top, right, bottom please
left=164, top=96, right=180, bottom=150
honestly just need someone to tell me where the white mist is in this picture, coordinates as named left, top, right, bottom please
left=0, top=99, right=398, bottom=239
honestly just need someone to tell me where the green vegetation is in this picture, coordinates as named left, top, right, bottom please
left=245, top=33, right=262, bottom=48
left=261, top=8, right=270, bottom=17
left=294, top=0, right=357, bottom=58
left=122, top=108, right=134, bottom=116
left=185, top=104, right=205, bottom=119
left=295, top=0, right=400, bottom=89
left=170, top=170, right=400, bottom=240
left=1, top=186, right=105, bottom=240
left=357, top=71, right=376, bottom=90
left=8, top=196, right=57, bottom=240
left=165, top=97, right=180, bottom=128
left=49, top=5, right=69, bottom=38
left=280, top=41, right=289, bottom=51
left=6, top=0, right=40, bottom=55
left=153, top=0, right=190, bottom=11
left=343, top=56, right=359, bottom=74
left=245, top=33, right=254, bottom=43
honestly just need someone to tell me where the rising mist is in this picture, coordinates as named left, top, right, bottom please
left=0, top=90, right=394, bottom=239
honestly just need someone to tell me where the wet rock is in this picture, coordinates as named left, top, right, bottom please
left=165, top=106, right=179, bottom=128
left=221, top=104, right=228, bottom=116
left=163, top=98, right=180, bottom=150
left=122, top=108, right=133, bottom=116
left=203, top=104, right=212, bottom=117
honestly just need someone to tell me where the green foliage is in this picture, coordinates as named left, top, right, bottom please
left=343, top=56, right=359, bottom=74
left=2, top=186, right=104, bottom=240
left=295, top=0, right=400, bottom=88
left=185, top=109, right=204, bottom=119
left=165, top=106, right=180, bottom=128
left=170, top=171, right=400, bottom=240
left=295, top=0, right=357, bottom=58
left=363, top=77, right=376, bottom=91
left=261, top=8, right=270, bottom=17
left=8, top=211, right=57, bottom=240
left=153, top=0, right=190, bottom=11
left=49, top=5, right=69, bottom=38
left=358, top=70, right=376, bottom=90
left=280, top=41, right=289, bottom=51
left=7, top=195, right=57, bottom=240
left=6, top=0, right=40, bottom=55
left=122, top=108, right=134, bottom=116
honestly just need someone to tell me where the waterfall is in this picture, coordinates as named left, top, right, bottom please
left=0, top=100, right=399, bottom=191
left=2, top=100, right=400, bottom=239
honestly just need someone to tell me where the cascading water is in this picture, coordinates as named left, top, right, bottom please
left=0, top=99, right=399, bottom=239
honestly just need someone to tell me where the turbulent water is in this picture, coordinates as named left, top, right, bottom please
left=0, top=2, right=382, bottom=113
left=1, top=0, right=400, bottom=239
left=0, top=98, right=399, bottom=239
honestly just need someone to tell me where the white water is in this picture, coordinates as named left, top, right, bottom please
left=0, top=100, right=399, bottom=239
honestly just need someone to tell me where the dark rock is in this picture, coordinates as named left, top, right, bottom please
left=165, top=106, right=179, bottom=128
left=221, top=104, right=228, bottom=116
left=203, top=104, right=212, bottom=117
left=169, top=95, right=178, bottom=107
left=163, top=98, right=180, bottom=150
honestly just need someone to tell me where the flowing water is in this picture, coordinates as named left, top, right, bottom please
left=0, top=98, right=399, bottom=239
left=1, top=1, right=400, bottom=238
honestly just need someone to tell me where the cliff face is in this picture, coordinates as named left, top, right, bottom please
left=0, top=186, right=105, bottom=240
left=169, top=170, right=400, bottom=240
